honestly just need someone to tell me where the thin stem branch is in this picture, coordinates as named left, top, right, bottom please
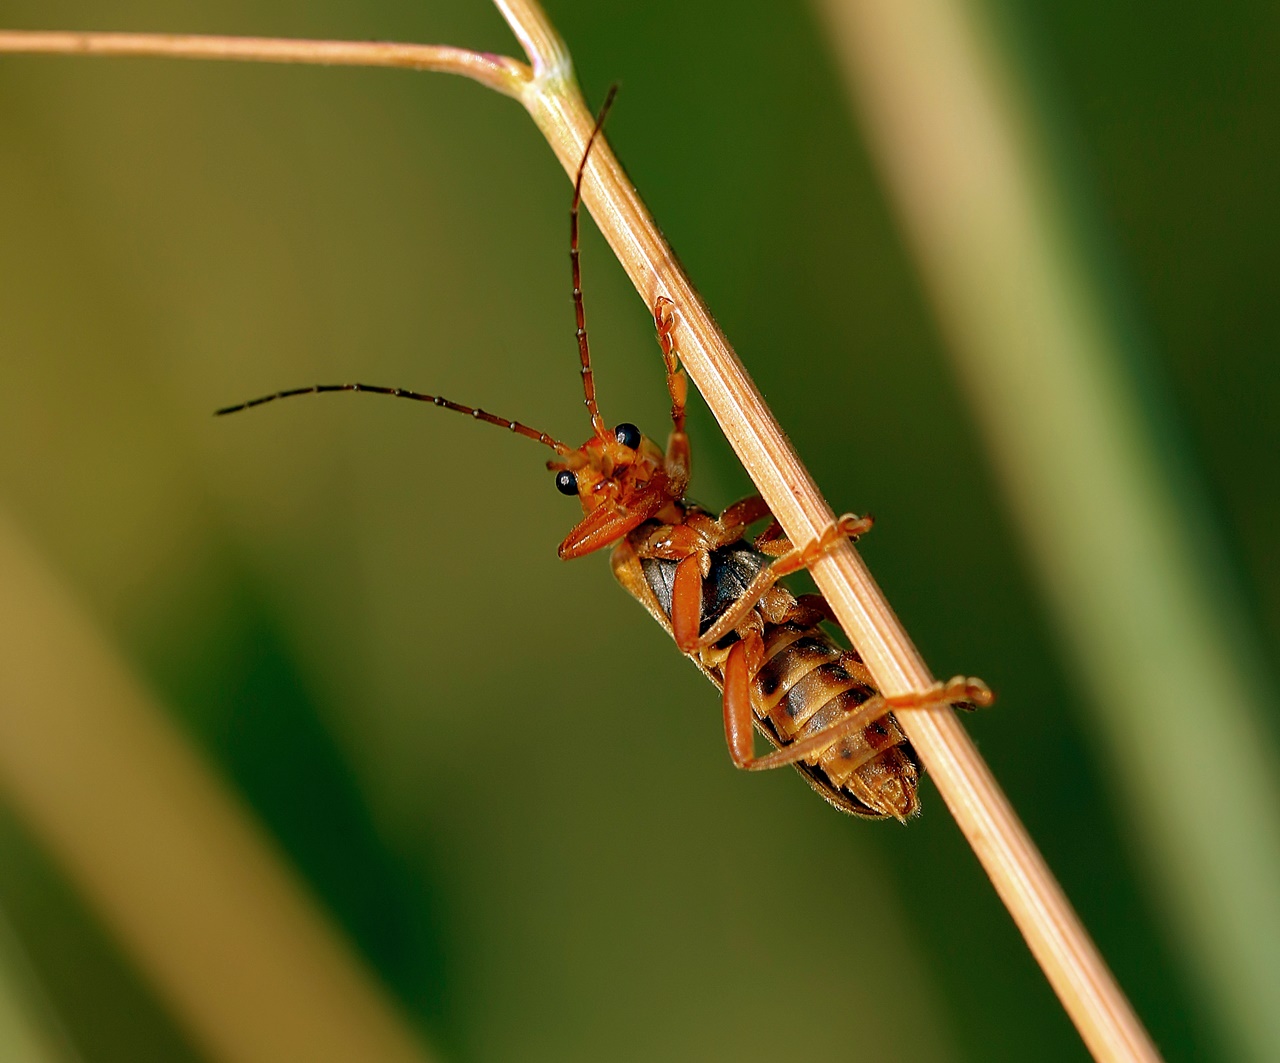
left=493, top=0, right=570, bottom=82
left=0, top=12, right=1161, bottom=1062
left=0, top=30, right=530, bottom=98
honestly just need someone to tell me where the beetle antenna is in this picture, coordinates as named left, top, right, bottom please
left=571, top=83, right=619, bottom=440
left=214, top=383, right=572, bottom=454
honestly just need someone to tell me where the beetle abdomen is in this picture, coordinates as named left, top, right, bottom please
left=755, top=624, right=919, bottom=819
left=641, top=542, right=769, bottom=638
left=640, top=543, right=919, bottom=819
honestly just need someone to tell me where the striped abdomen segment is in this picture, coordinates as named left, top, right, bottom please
left=636, top=542, right=919, bottom=819
left=753, top=624, right=920, bottom=819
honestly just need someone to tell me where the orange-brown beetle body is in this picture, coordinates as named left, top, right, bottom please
left=218, top=88, right=990, bottom=820
left=614, top=511, right=922, bottom=818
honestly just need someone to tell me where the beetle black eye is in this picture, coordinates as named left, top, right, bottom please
left=614, top=422, right=642, bottom=449
left=554, top=470, right=578, bottom=495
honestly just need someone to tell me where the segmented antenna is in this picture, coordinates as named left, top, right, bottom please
left=571, top=84, right=619, bottom=440
left=215, top=86, right=622, bottom=459
left=215, top=383, right=570, bottom=454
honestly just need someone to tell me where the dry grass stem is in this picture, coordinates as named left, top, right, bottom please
left=0, top=6, right=1160, bottom=1061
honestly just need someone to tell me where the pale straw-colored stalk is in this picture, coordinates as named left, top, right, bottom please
left=0, top=5, right=1162, bottom=1060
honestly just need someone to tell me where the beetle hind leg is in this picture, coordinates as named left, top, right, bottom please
left=888, top=675, right=994, bottom=713
left=721, top=654, right=992, bottom=775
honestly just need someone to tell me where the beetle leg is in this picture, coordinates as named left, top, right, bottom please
left=671, top=553, right=706, bottom=653
left=722, top=665, right=991, bottom=773
left=709, top=496, right=772, bottom=545
left=731, top=691, right=892, bottom=773
left=889, top=675, right=994, bottom=714
left=692, top=513, right=875, bottom=649
left=680, top=510, right=728, bottom=543
left=692, top=495, right=781, bottom=551
left=722, top=629, right=890, bottom=774
left=753, top=522, right=791, bottom=557
left=654, top=297, right=692, bottom=495
left=634, top=521, right=708, bottom=561
left=653, top=296, right=687, bottom=436
left=721, top=632, right=765, bottom=768
left=664, top=429, right=690, bottom=498
left=754, top=510, right=873, bottom=558
left=558, top=491, right=666, bottom=559
left=791, top=593, right=839, bottom=626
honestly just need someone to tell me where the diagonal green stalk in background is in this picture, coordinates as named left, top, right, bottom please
left=816, top=0, right=1280, bottom=1059
left=0, top=507, right=433, bottom=1063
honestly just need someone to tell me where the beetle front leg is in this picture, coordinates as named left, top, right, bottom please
left=653, top=296, right=693, bottom=495
left=708, top=495, right=773, bottom=547
left=664, top=428, right=690, bottom=496
left=653, top=296, right=687, bottom=436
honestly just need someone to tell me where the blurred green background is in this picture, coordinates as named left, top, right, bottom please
left=1, top=1, right=1277, bottom=1061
